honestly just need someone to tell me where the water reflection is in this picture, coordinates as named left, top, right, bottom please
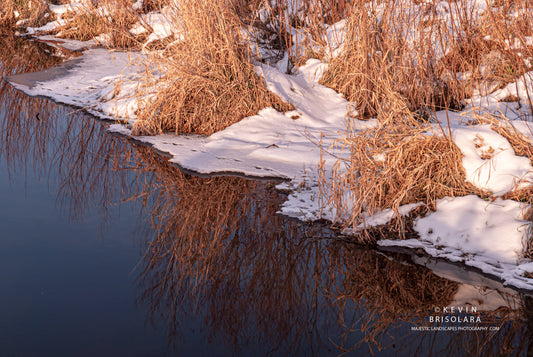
left=1, top=35, right=532, bottom=356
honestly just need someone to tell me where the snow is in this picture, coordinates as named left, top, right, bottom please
left=130, top=7, right=178, bottom=48
left=7, top=0, right=533, bottom=291
left=381, top=195, right=533, bottom=289
left=26, top=19, right=67, bottom=35
left=454, top=125, right=533, bottom=195
left=8, top=48, right=144, bottom=120
left=358, top=203, right=424, bottom=228
left=416, top=196, right=527, bottom=264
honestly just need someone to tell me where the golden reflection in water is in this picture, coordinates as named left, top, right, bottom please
left=132, top=147, right=530, bottom=356
left=0, top=36, right=63, bottom=173
left=133, top=151, right=337, bottom=353
left=1, top=35, right=532, bottom=356
left=0, top=35, right=135, bottom=221
left=326, top=247, right=525, bottom=355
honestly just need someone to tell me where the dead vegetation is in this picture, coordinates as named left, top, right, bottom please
left=320, top=88, right=488, bottom=243
left=320, top=0, right=533, bottom=119
left=0, top=0, right=50, bottom=28
left=52, top=0, right=149, bottom=49
left=4, top=0, right=533, bottom=248
left=318, top=0, right=533, bottom=243
left=132, top=0, right=293, bottom=136
left=1, top=33, right=530, bottom=356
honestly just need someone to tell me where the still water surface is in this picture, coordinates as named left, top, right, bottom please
left=0, top=35, right=531, bottom=356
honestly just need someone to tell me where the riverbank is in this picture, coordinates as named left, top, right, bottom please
left=3, top=0, right=533, bottom=290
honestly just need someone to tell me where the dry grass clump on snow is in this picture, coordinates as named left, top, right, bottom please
left=0, top=0, right=50, bottom=28
left=54, top=0, right=148, bottom=49
left=321, top=0, right=533, bottom=120
left=132, top=0, right=293, bottom=136
left=320, top=0, right=464, bottom=120
left=319, top=0, right=533, bottom=242
left=322, top=93, right=486, bottom=243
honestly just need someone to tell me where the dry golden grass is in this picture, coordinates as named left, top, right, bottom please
left=320, top=0, right=478, bottom=120
left=345, top=130, right=485, bottom=242
left=321, top=91, right=488, bottom=243
left=318, top=0, right=533, bottom=244
left=54, top=0, right=147, bottom=49
left=321, top=0, right=533, bottom=120
left=0, top=0, right=49, bottom=28
left=132, top=0, right=293, bottom=136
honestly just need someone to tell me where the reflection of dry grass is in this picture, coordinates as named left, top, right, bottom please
left=326, top=247, right=528, bottom=356
left=3, top=28, right=533, bottom=357
left=326, top=247, right=459, bottom=351
left=133, top=149, right=335, bottom=352
left=0, top=36, right=64, bottom=176
left=1, top=35, right=135, bottom=221
left=0, top=35, right=63, bottom=75
left=128, top=149, right=526, bottom=355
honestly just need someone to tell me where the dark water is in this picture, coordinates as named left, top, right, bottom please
left=0, top=35, right=532, bottom=356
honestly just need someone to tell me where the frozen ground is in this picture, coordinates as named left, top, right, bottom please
left=7, top=0, right=533, bottom=291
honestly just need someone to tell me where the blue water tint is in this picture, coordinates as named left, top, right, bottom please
left=0, top=35, right=530, bottom=357
left=0, top=115, right=164, bottom=357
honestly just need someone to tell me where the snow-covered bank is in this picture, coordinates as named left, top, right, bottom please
left=6, top=0, right=533, bottom=292
left=8, top=48, right=144, bottom=120
left=380, top=196, right=533, bottom=290
left=9, top=42, right=533, bottom=290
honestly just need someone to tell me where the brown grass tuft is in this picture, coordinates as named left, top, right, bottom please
left=132, top=0, right=293, bottom=136
left=345, top=129, right=485, bottom=242
left=321, top=93, right=486, bottom=243
left=54, top=0, right=147, bottom=49
left=320, top=0, right=533, bottom=120
left=319, top=0, right=465, bottom=119
left=0, top=0, right=49, bottom=28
